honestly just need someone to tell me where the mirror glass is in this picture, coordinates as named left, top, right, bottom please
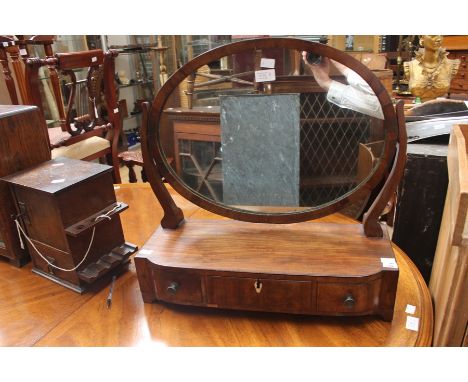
left=156, top=46, right=386, bottom=214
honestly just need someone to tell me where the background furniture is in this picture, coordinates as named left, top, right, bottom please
left=445, top=35, right=468, bottom=96
left=0, top=35, right=61, bottom=107
left=118, top=150, right=146, bottom=183
left=26, top=49, right=122, bottom=183
left=392, top=141, right=449, bottom=283
left=0, top=105, right=51, bottom=266
left=429, top=124, right=468, bottom=346
left=0, top=183, right=432, bottom=346
left=0, top=36, right=24, bottom=104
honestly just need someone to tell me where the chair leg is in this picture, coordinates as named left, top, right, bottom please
left=127, top=162, right=137, bottom=183
left=107, top=152, right=121, bottom=184
left=141, top=167, right=147, bottom=183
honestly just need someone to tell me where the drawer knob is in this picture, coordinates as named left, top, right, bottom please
left=343, top=294, right=356, bottom=308
left=167, top=281, right=179, bottom=294
left=254, top=279, right=263, bottom=294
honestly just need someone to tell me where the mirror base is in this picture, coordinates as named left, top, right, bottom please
left=135, top=219, right=398, bottom=321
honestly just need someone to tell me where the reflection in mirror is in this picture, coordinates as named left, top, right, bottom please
left=158, top=47, right=385, bottom=214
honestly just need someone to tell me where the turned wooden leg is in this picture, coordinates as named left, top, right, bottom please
left=126, top=162, right=137, bottom=183
left=0, top=49, right=19, bottom=104
left=141, top=168, right=147, bottom=183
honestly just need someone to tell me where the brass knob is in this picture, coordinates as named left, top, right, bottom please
left=343, top=294, right=356, bottom=308
left=167, top=281, right=179, bottom=294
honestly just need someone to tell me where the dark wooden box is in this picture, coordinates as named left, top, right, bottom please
left=392, top=142, right=449, bottom=283
left=0, top=105, right=51, bottom=266
left=1, top=157, right=137, bottom=292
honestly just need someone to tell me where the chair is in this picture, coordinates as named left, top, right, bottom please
left=0, top=36, right=24, bottom=104
left=0, top=35, right=60, bottom=106
left=25, top=49, right=122, bottom=183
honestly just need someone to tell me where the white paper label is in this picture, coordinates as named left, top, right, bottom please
left=406, top=316, right=419, bottom=331
left=19, top=48, right=27, bottom=56
left=113, top=108, right=119, bottom=114
left=260, top=58, right=275, bottom=68
left=2, top=42, right=8, bottom=47
left=11, top=41, right=15, bottom=46
left=255, top=69, right=276, bottom=83
left=91, top=56, right=97, bottom=62
left=139, top=249, right=153, bottom=255
left=405, top=304, right=416, bottom=314
left=51, top=179, right=65, bottom=184
left=380, top=257, right=398, bottom=269
left=113, top=186, right=121, bottom=190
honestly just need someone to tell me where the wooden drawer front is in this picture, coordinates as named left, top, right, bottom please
left=154, top=269, right=203, bottom=304
left=317, top=282, right=372, bottom=314
left=207, top=276, right=314, bottom=313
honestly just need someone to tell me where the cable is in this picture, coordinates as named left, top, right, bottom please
left=14, top=202, right=122, bottom=272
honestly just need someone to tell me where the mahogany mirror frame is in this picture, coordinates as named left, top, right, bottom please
left=142, top=37, right=403, bottom=228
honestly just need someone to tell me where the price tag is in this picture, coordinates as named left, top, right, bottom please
left=113, top=186, right=121, bottom=190
left=260, top=58, right=275, bottom=68
left=380, top=257, right=398, bottom=269
left=91, top=56, right=97, bottom=63
left=19, top=48, right=28, bottom=56
left=51, top=179, right=65, bottom=184
left=406, top=316, right=419, bottom=332
left=255, top=69, right=276, bottom=83
left=2, top=42, right=9, bottom=47
left=113, top=108, right=119, bottom=114
left=139, top=249, right=154, bottom=255
left=405, top=304, right=416, bottom=314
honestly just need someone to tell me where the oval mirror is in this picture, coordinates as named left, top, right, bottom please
left=145, top=38, right=398, bottom=223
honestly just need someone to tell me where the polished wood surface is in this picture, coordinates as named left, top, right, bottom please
left=0, top=183, right=432, bottom=346
left=430, top=125, right=468, bottom=346
left=0, top=105, right=51, bottom=266
left=135, top=219, right=398, bottom=319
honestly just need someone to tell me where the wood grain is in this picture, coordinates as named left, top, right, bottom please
left=429, top=124, right=468, bottom=346
left=0, top=183, right=432, bottom=346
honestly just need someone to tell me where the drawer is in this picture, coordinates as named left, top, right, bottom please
left=207, top=276, right=314, bottom=313
left=317, top=282, right=374, bottom=314
left=154, top=268, right=203, bottom=304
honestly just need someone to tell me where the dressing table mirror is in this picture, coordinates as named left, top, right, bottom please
left=135, top=38, right=407, bottom=321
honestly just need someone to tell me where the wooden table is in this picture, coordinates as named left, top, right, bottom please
left=0, top=183, right=433, bottom=346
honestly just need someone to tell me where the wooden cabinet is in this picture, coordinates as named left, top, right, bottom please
left=2, top=157, right=137, bottom=292
left=0, top=105, right=51, bottom=266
